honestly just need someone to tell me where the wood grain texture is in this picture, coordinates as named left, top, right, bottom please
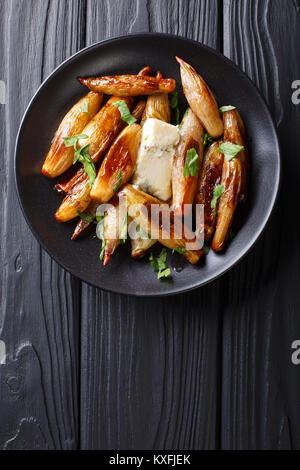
left=222, top=0, right=300, bottom=449
left=1, top=0, right=300, bottom=452
left=80, top=0, right=222, bottom=450
left=0, top=0, right=84, bottom=450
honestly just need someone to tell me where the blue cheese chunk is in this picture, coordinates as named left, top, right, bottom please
left=132, top=118, right=180, bottom=201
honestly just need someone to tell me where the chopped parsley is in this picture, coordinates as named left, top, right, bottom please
left=174, top=246, right=186, bottom=254
left=112, top=100, right=136, bottom=125
left=120, top=212, right=128, bottom=244
left=169, top=91, right=180, bottom=124
left=136, top=224, right=150, bottom=239
left=82, top=99, right=91, bottom=116
left=203, top=132, right=213, bottom=149
left=211, top=184, right=226, bottom=216
left=73, top=143, right=96, bottom=188
left=113, top=170, right=122, bottom=192
left=96, top=214, right=105, bottom=261
left=179, top=109, right=189, bottom=128
left=63, top=133, right=96, bottom=187
left=229, top=228, right=235, bottom=240
left=150, top=248, right=172, bottom=280
left=183, top=148, right=199, bottom=178
left=77, top=210, right=94, bottom=224
left=63, top=134, right=88, bottom=148
left=203, top=242, right=211, bottom=256
left=218, top=142, right=244, bottom=161
left=158, top=268, right=171, bottom=280
left=219, top=105, right=236, bottom=114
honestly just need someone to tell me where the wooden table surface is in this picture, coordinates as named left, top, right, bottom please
left=0, top=0, right=300, bottom=450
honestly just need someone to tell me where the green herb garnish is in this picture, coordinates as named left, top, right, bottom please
left=96, top=214, right=105, bottom=261
left=113, top=170, right=122, bottom=192
left=183, top=148, right=199, bottom=178
left=112, top=100, right=136, bottom=125
left=203, top=132, right=213, bottom=149
left=218, top=142, right=244, bottom=161
left=120, top=213, right=128, bottom=244
left=150, top=248, right=172, bottom=280
left=77, top=210, right=94, bottom=224
left=178, top=109, right=189, bottom=128
left=170, top=91, right=180, bottom=124
left=95, top=214, right=103, bottom=224
left=157, top=268, right=171, bottom=280
left=136, top=224, right=150, bottom=239
left=211, top=184, right=226, bottom=216
left=219, top=105, right=236, bottom=114
left=82, top=99, right=91, bottom=116
left=229, top=228, right=235, bottom=240
left=174, top=246, right=186, bottom=254
left=74, top=143, right=96, bottom=188
left=63, top=134, right=88, bottom=148
left=63, top=134, right=96, bottom=187
left=203, top=242, right=211, bottom=256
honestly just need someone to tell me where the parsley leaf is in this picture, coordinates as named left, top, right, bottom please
left=170, top=91, right=180, bottom=124
left=229, top=228, right=235, bottom=240
left=211, top=184, right=226, bottom=216
left=82, top=99, right=91, bottom=115
left=96, top=215, right=105, bottom=261
left=174, top=246, right=186, bottom=254
left=150, top=253, right=159, bottom=271
left=218, top=142, right=244, bottom=161
left=63, top=134, right=96, bottom=187
left=112, top=100, right=136, bottom=125
left=203, top=242, right=211, bottom=256
left=183, top=148, right=199, bottom=178
left=158, top=268, right=171, bottom=280
left=113, top=170, right=122, bottom=192
left=136, top=224, right=150, bottom=239
left=150, top=248, right=172, bottom=281
left=95, top=214, right=103, bottom=224
left=63, top=134, right=88, bottom=148
left=219, top=105, right=236, bottom=114
left=203, top=132, right=213, bottom=149
left=120, top=212, right=128, bottom=244
left=74, top=143, right=96, bottom=188
left=77, top=210, right=94, bottom=224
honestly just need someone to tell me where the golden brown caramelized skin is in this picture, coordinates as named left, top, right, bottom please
left=212, top=109, right=248, bottom=252
left=196, top=141, right=224, bottom=240
left=55, top=171, right=92, bottom=223
left=176, top=57, right=223, bottom=138
left=77, top=96, right=134, bottom=163
left=78, top=74, right=176, bottom=96
left=71, top=199, right=99, bottom=240
left=42, top=92, right=103, bottom=178
left=131, top=99, right=147, bottom=122
left=54, top=96, right=134, bottom=222
left=90, top=124, right=142, bottom=204
left=140, top=73, right=171, bottom=124
left=172, top=108, right=204, bottom=216
left=119, top=185, right=203, bottom=264
left=102, top=196, right=128, bottom=266
left=138, top=66, right=153, bottom=76
left=223, top=108, right=248, bottom=201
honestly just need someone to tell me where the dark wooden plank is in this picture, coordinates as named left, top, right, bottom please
left=221, top=0, right=300, bottom=449
left=0, top=0, right=86, bottom=450
left=81, top=0, right=222, bottom=450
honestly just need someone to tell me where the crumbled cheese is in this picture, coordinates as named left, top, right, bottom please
left=132, top=118, right=180, bottom=201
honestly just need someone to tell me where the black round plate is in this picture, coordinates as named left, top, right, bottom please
left=15, top=33, right=280, bottom=296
